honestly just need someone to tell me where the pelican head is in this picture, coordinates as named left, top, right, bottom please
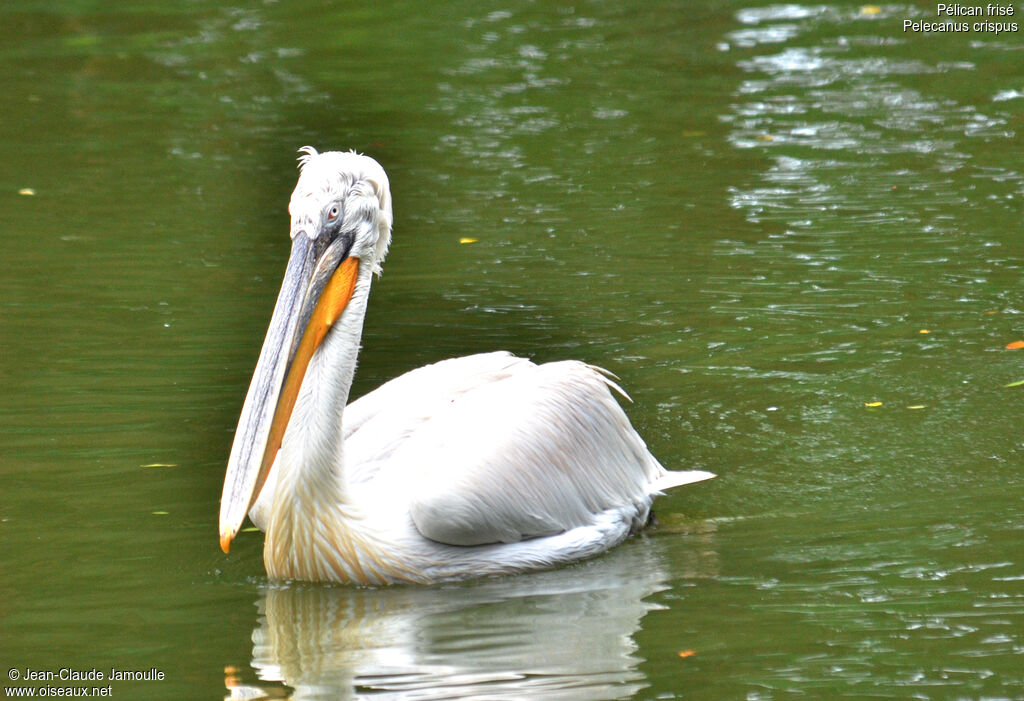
left=219, top=147, right=393, bottom=553
left=288, top=147, right=393, bottom=273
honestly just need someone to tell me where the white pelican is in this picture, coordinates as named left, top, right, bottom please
left=218, top=147, right=714, bottom=584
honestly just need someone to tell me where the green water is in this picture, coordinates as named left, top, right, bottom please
left=2, top=1, right=1023, bottom=698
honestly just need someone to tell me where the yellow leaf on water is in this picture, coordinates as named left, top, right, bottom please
left=1005, top=340, right=1024, bottom=350
left=18, top=188, right=35, bottom=196
left=152, top=511, right=169, bottom=515
left=678, top=650, right=697, bottom=658
left=918, top=329, right=930, bottom=334
left=907, top=405, right=925, bottom=410
left=860, top=5, right=882, bottom=15
left=864, top=401, right=883, bottom=407
left=459, top=237, right=478, bottom=244
left=141, top=463, right=177, bottom=468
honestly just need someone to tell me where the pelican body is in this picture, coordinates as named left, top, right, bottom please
left=219, top=148, right=714, bottom=584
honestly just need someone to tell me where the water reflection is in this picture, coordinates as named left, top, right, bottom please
left=226, top=543, right=689, bottom=700
left=706, top=1, right=1024, bottom=395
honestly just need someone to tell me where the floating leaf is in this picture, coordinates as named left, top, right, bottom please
left=459, top=237, right=478, bottom=244
left=918, top=329, right=930, bottom=334
left=907, top=405, right=925, bottom=410
left=678, top=650, right=697, bottom=658
left=18, top=188, right=35, bottom=196
left=1004, top=379, right=1024, bottom=388
left=141, top=463, right=177, bottom=468
left=864, top=401, right=882, bottom=407
left=860, top=5, right=882, bottom=15
left=1005, top=340, right=1024, bottom=350
left=151, top=510, right=169, bottom=516
left=64, top=34, right=99, bottom=48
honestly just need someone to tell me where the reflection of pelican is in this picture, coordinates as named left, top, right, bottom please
left=225, top=541, right=709, bottom=700
left=218, top=148, right=714, bottom=584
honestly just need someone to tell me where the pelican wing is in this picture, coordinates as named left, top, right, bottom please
left=373, top=359, right=702, bottom=547
left=343, top=352, right=535, bottom=484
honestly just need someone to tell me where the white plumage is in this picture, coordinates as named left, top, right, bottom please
left=219, top=148, right=714, bottom=584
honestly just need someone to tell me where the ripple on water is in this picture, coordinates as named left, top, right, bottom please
left=697, top=498, right=1024, bottom=695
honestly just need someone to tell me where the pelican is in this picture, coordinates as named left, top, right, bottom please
left=218, top=147, right=715, bottom=584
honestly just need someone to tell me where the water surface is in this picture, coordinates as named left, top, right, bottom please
left=2, top=1, right=1023, bottom=698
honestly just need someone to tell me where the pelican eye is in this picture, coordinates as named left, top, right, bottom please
left=328, top=204, right=341, bottom=221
